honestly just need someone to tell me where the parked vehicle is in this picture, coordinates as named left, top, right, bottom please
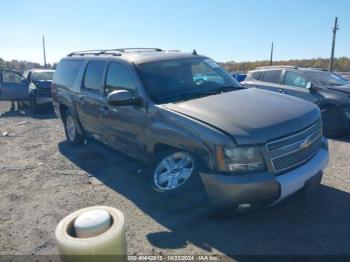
left=23, top=69, right=55, bottom=113
left=0, top=69, right=30, bottom=103
left=231, top=72, right=247, bottom=82
left=243, top=66, right=350, bottom=137
left=333, top=72, right=350, bottom=83
left=52, top=49, right=329, bottom=211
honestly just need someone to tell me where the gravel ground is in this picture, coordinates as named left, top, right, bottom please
left=0, top=101, right=350, bottom=259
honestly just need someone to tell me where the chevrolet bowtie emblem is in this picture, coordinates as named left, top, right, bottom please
left=300, top=134, right=314, bottom=150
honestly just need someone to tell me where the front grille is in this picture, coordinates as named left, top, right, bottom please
left=266, top=121, right=321, bottom=151
left=37, top=88, right=51, bottom=97
left=271, top=136, right=321, bottom=171
left=266, top=121, right=322, bottom=172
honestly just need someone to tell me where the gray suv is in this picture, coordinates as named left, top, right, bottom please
left=52, top=49, right=329, bottom=211
left=243, top=66, right=350, bottom=137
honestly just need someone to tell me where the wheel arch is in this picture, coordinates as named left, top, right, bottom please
left=58, top=95, right=84, bottom=136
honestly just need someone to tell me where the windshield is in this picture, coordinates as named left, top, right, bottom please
left=32, top=71, right=55, bottom=82
left=137, top=58, right=242, bottom=104
left=305, top=71, right=349, bottom=87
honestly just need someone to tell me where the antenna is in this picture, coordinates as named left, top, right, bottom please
left=192, top=49, right=198, bottom=55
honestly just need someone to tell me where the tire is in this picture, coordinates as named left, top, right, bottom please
left=63, top=110, right=83, bottom=146
left=147, top=149, right=207, bottom=210
left=321, top=106, right=346, bottom=138
left=30, top=96, right=40, bottom=114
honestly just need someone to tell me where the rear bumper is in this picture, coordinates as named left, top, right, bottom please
left=199, top=145, right=329, bottom=210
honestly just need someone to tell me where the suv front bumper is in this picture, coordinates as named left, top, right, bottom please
left=199, top=145, right=329, bottom=210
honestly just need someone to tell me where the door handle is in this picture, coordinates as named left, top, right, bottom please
left=278, top=89, right=286, bottom=94
left=79, top=96, right=85, bottom=105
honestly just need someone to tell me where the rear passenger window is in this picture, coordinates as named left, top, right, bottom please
left=262, top=70, right=282, bottom=84
left=84, top=61, right=107, bottom=91
left=54, top=60, right=83, bottom=88
left=105, top=62, right=137, bottom=95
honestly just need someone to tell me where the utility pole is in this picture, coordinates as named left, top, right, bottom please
left=329, top=17, right=339, bottom=72
left=42, top=35, right=47, bottom=68
left=269, top=41, right=274, bottom=66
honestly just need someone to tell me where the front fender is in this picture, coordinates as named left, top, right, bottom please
left=150, top=123, right=214, bottom=170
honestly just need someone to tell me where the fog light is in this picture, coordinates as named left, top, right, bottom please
left=237, top=203, right=251, bottom=211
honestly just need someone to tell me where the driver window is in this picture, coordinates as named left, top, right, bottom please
left=284, top=71, right=307, bottom=88
left=2, top=71, right=25, bottom=84
left=105, top=62, right=137, bottom=96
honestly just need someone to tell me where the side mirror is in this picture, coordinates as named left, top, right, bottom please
left=107, top=90, right=141, bottom=106
left=306, top=82, right=313, bottom=89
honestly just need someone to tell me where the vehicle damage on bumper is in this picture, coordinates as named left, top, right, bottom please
left=200, top=138, right=329, bottom=211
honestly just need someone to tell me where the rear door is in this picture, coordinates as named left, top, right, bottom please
left=0, top=70, right=30, bottom=101
left=75, top=60, right=107, bottom=141
left=255, top=70, right=285, bottom=93
left=281, top=70, right=319, bottom=103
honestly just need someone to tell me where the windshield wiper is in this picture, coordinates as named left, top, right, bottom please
left=160, top=85, right=243, bottom=103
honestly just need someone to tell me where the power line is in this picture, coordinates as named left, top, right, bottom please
left=270, top=41, right=274, bottom=66
left=329, top=17, right=339, bottom=72
left=42, top=36, right=47, bottom=68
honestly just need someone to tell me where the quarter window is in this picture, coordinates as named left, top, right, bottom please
left=262, top=70, right=282, bottom=84
left=54, top=60, right=83, bottom=88
left=105, top=63, right=137, bottom=95
left=84, top=61, right=107, bottom=91
left=284, top=71, right=307, bottom=88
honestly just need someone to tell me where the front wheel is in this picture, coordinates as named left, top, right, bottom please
left=148, top=150, right=207, bottom=209
left=64, top=111, right=83, bottom=146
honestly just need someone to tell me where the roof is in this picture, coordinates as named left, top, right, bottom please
left=64, top=48, right=206, bottom=65
left=251, top=65, right=331, bottom=73
left=27, top=69, right=55, bottom=72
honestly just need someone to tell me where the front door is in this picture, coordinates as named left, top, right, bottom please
left=101, top=62, right=147, bottom=158
left=281, top=70, right=319, bottom=103
left=0, top=70, right=29, bottom=101
left=75, top=60, right=107, bottom=141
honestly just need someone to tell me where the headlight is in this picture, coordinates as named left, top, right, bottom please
left=215, top=146, right=266, bottom=173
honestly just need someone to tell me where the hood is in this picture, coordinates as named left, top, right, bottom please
left=164, top=88, right=320, bottom=145
left=34, top=80, right=52, bottom=89
left=327, top=84, right=350, bottom=94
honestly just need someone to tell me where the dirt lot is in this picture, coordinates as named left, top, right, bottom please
left=0, top=101, right=350, bottom=259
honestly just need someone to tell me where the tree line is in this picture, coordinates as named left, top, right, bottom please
left=0, top=58, right=56, bottom=72
left=219, top=56, right=350, bottom=72
left=1, top=56, right=350, bottom=73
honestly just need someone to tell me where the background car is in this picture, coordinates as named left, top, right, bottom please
left=243, top=66, right=350, bottom=137
left=231, top=72, right=247, bottom=82
left=23, top=69, right=55, bottom=113
left=0, top=69, right=30, bottom=103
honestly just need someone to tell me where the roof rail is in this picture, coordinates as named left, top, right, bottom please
left=256, top=65, right=298, bottom=70
left=67, top=48, right=163, bottom=57
left=117, top=48, right=163, bottom=52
